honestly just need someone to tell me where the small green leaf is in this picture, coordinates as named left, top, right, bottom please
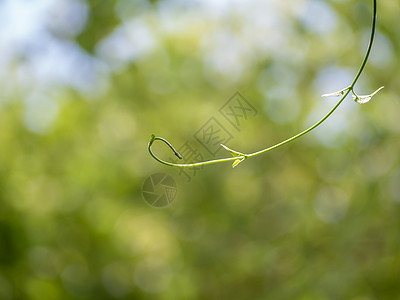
left=322, top=91, right=344, bottom=97
left=221, top=144, right=247, bottom=168
left=321, top=87, right=348, bottom=98
left=232, top=157, right=245, bottom=168
left=221, top=144, right=244, bottom=157
left=352, top=86, right=384, bottom=104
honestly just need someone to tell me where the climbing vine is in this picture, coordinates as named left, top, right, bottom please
left=149, top=0, right=383, bottom=169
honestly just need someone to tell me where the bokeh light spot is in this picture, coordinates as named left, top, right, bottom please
left=314, top=186, right=349, bottom=224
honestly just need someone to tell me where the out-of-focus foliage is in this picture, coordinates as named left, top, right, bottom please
left=1, top=0, right=400, bottom=299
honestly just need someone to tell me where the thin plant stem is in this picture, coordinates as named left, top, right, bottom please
left=148, top=0, right=378, bottom=168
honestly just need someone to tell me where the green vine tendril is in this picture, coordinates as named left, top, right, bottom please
left=149, top=0, right=383, bottom=169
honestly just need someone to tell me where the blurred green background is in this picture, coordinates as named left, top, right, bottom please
left=1, top=0, right=399, bottom=299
